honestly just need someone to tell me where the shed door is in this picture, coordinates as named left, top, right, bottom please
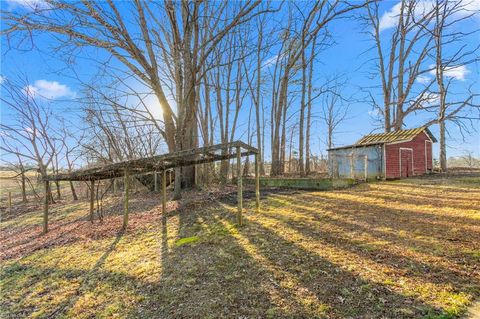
left=400, top=149, right=413, bottom=178
left=425, top=141, right=432, bottom=172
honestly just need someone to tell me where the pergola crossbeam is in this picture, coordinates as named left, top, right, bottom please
left=46, top=141, right=257, bottom=182
left=42, top=141, right=260, bottom=232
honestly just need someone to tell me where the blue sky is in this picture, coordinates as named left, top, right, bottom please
left=1, top=0, right=479, bottom=166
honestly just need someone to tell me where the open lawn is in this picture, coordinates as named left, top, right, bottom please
left=1, top=173, right=479, bottom=318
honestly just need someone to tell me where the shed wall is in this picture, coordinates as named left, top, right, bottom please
left=385, top=131, right=433, bottom=179
left=328, top=145, right=384, bottom=179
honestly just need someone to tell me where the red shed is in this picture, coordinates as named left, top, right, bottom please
left=356, top=127, right=437, bottom=179
left=328, top=127, right=437, bottom=180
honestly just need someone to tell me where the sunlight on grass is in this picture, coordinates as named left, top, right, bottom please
left=220, top=218, right=331, bottom=318
left=1, top=226, right=165, bottom=318
left=1, top=175, right=479, bottom=318
left=175, top=236, right=199, bottom=247
left=254, top=195, right=475, bottom=316
left=316, top=192, right=480, bottom=221
left=269, top=192, right=466, bottom=255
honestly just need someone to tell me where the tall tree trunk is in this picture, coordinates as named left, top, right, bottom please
left=271, top=69, right=289, bottom=176
left=55, top=181, right=61, bottom=200
left=439, top=120, right=447, bottom=172
left=20, top=170, right=27, bottom=203
left=305, top=37, right=316, bottom=176
left=280, top=98, right=287, bottom=175
left=70, top=181, right=78, bottom=200
left=299, top=38, right=307, bottom=176
left=255, top=22, right=265, bottom=176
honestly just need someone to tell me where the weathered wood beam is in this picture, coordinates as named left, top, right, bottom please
left=43, top=181, right=49, bottom=234
left=255, top=153, right=260, bottom=213
left=162, top=170, right=166, bottom=214
left=364, top=155, right=368, bottom=181
left=45, top=141, right=259, bottom=182
left=89, top=180, right=95, bottom=223
left=237, top=146, right=243, bottom=226
left=123, top=169, right=129, bottom=230
left=7, top=191, right=12, bottom=213
left=350, top=155, right=354, bottom=179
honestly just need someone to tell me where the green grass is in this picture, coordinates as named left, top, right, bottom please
left=175, top=236, right=200, bottom=246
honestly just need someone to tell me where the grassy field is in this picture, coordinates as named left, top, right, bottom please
left=1, top=173, right=479, bottom=318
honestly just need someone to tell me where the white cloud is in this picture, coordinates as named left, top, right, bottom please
left=262, top=54, right=279, bottom=68
left=443, top=65, right=470, bottom=81
left=429, top=64, right=470, bottom=81
left=24, top=80, right=76, bottom=99
left=458, top=0, right=480, bottom=15
left=379, top=0, right=479, bottom=32
left=6, top=0, right=50, bottom=10
left=379, top=2, right=403, bottom=32
left=416, top=74, right=432, bottom=84
left=417, top=91, right=440, bottom=107
left=379, top=1, right=436, bottom=31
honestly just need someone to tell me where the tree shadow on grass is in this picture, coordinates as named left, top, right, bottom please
left=351, top=188, right=480, bottom=211
left=0, top=192, right=163, bottom=261
left=126, top=199, right=451, bottom=318
left=363, top=185, right=480, bottom=206
left=2, top=186, right=476, bottom=318
left=48, top=230, right=125, bottom=318
left=279, top=197, right=476, bottom=262
left=239, top=217, right=453, bottom=318
left=261, top=205, right=477, bottom=293
left=295, top=192, right=480, bottom=235
left=1, top=230, right=125, bottom=318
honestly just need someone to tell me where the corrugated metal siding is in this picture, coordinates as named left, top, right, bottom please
left=328, top=145, right=384, bottom=179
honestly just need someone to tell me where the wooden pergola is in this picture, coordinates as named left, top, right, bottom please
left=43, top=141, right=260, bottom=233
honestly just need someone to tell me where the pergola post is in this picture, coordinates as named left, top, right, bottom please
left=364, top=155, right=368, bottom=181
left=255, top=153, right=260, bottom=213
left=350, top=154, right=354, bottom=179
left=89, top=180, right=95, bottom=222
left=43, top=180, right=49, bottom=234
left=123, top=168, right=129, bottom=230
left=7, top=192, right=12, bottom=213
left=236, top=146, right=243, bottom=226
left=162, top=169, right=166, bottom=214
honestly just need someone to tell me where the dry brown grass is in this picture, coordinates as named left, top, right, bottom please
left=1, top=173, right=479, bottom=318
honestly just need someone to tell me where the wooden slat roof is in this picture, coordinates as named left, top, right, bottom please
left=46, top=141, right=258, bottom=182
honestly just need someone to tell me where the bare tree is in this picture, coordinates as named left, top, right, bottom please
left=269, top=1, right=369, bottom=176
left=320, top=80, right=350, bottom=149
left=2, top=155, right=29, bottom=203
left=365, top=0, right=436, bottom=132
left=243, top=13, right=272, bottom=176
left=2, top=1, right=272, bottom=195
left=0, top=78, right=63, bottom=232
left=422, top=0, right=479, bottom=171
left=60, top=126, right=79, bottom=200
left=305, top=36, right=318, bottom=175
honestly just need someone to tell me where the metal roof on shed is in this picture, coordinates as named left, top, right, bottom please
left=357, top=127, right=436, bottom=145
left=328, top=127, right=436, bottom=151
